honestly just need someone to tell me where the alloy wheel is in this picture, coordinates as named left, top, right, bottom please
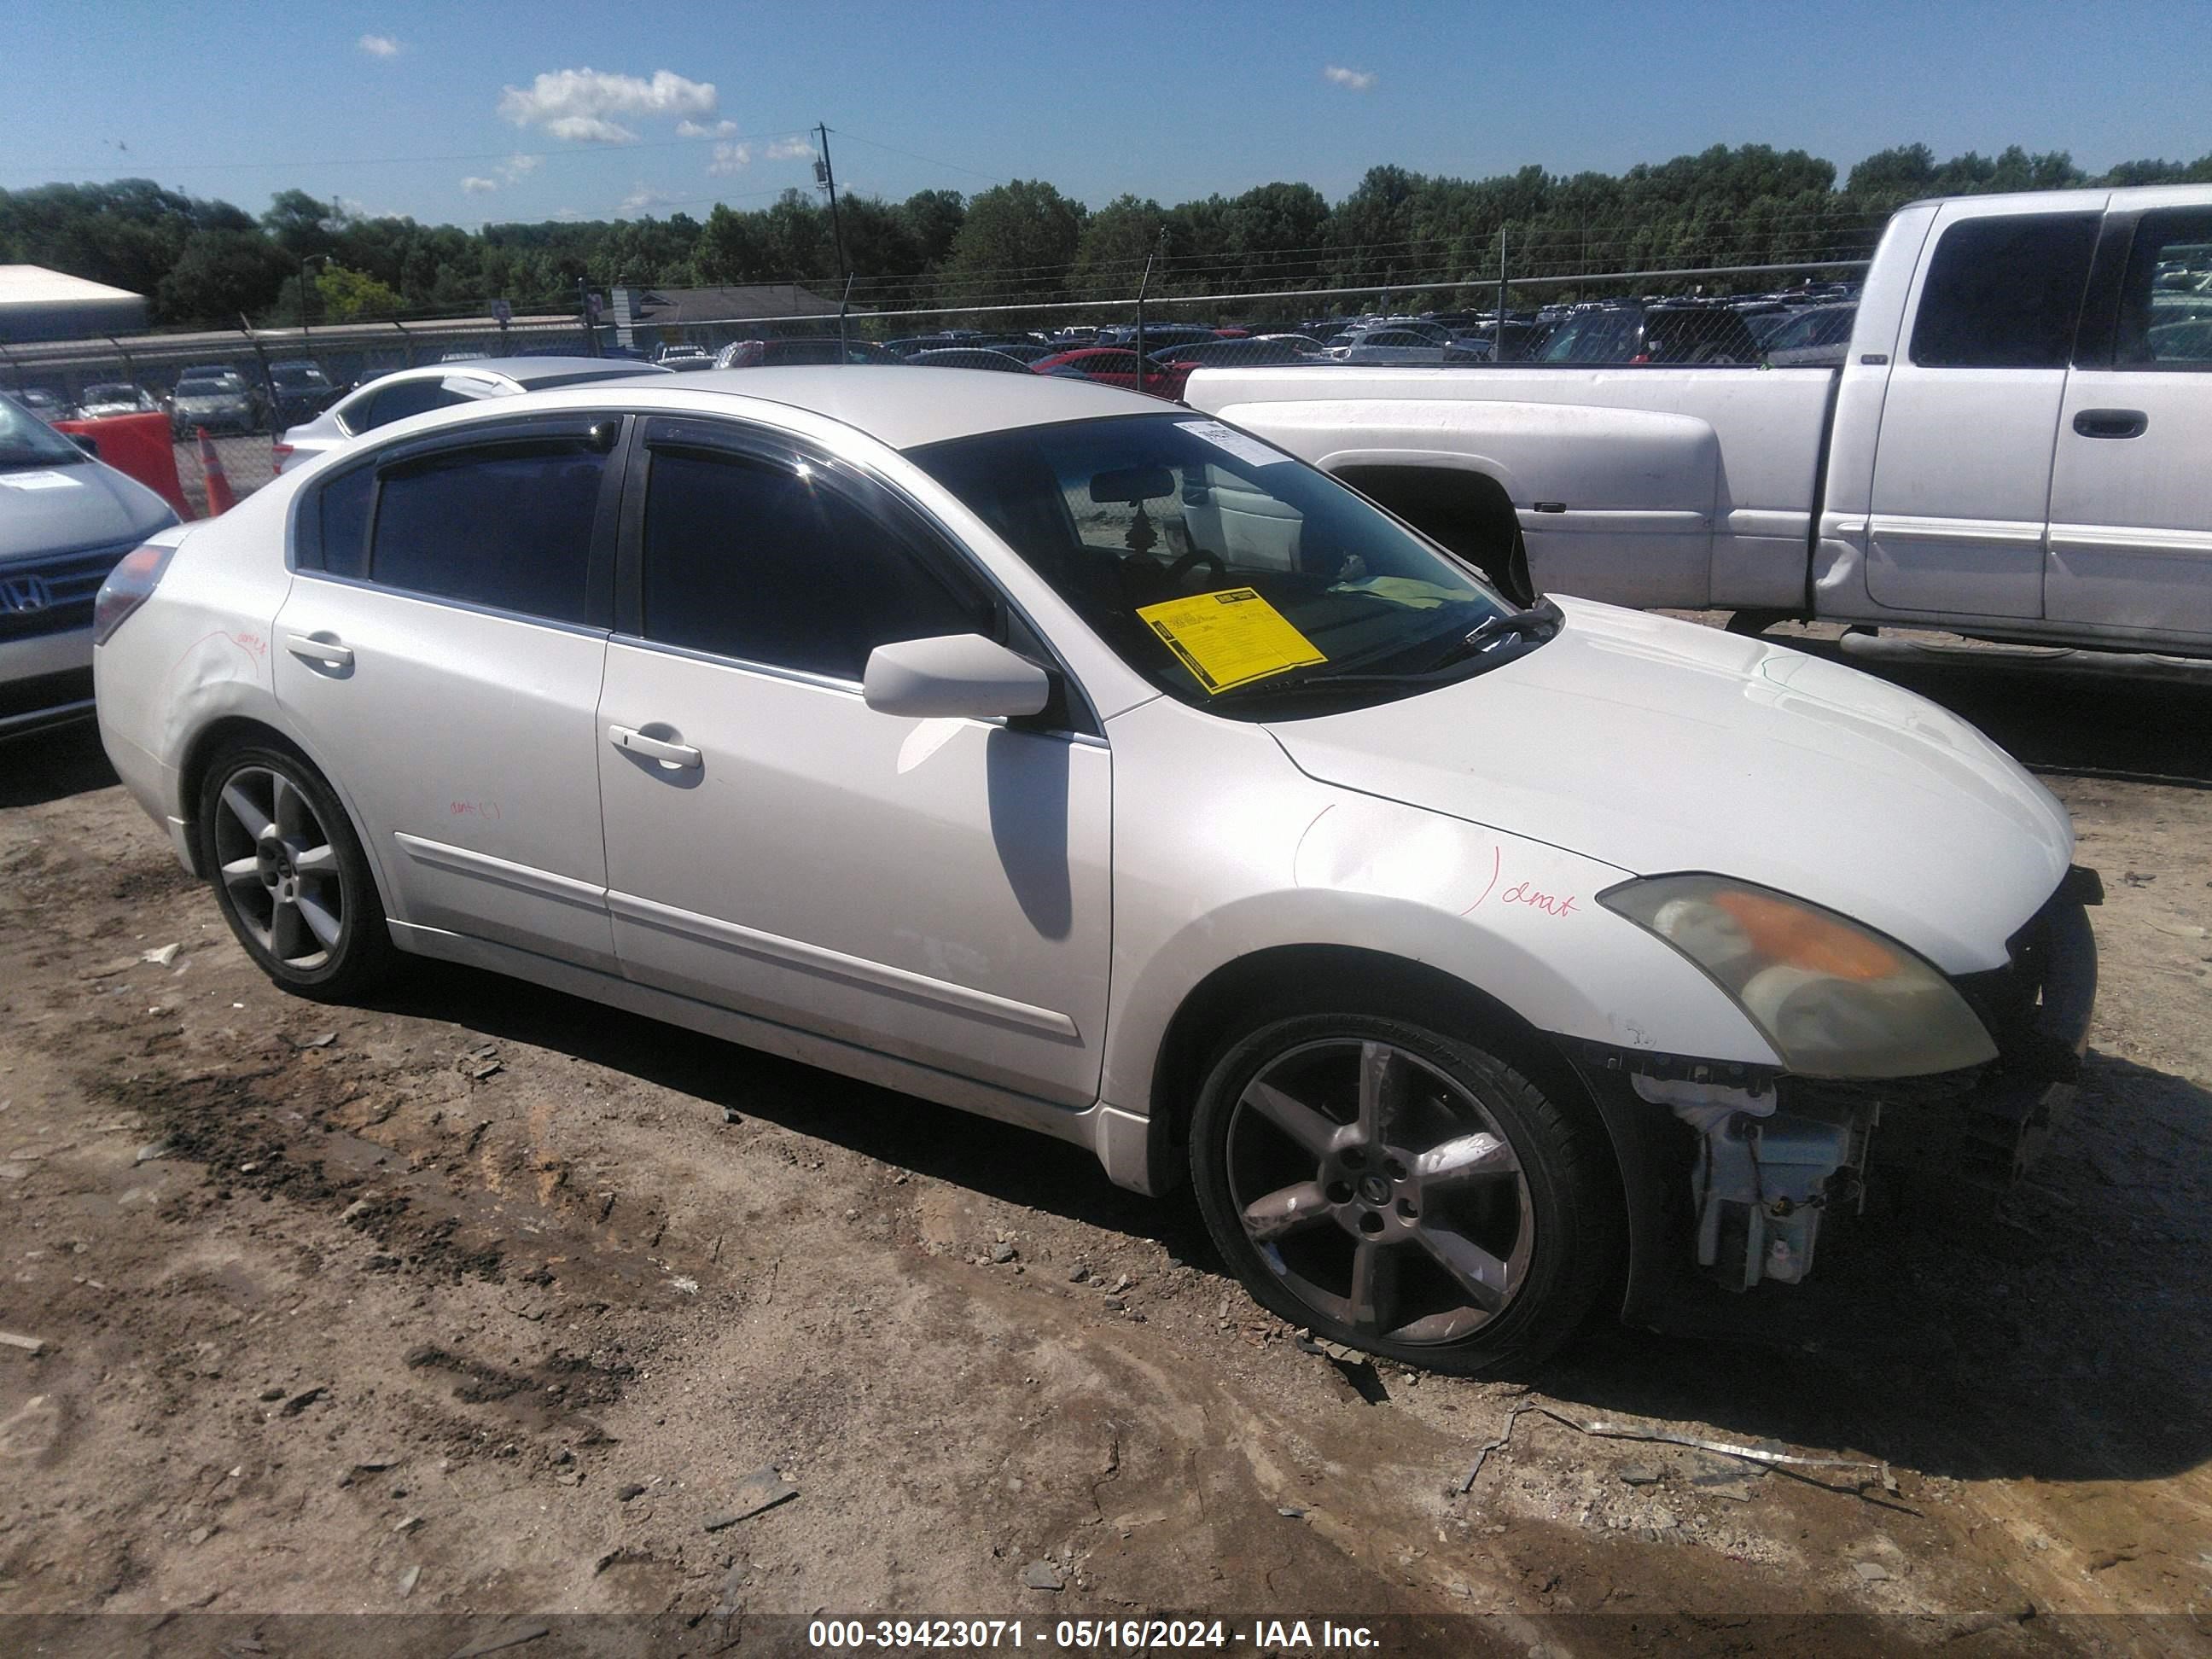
left=212, top=765, right=346, bottom=970
left=1225, top=1037, right=1535, bottom=1344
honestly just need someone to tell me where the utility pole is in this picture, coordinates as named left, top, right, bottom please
left=814, top=125, right=847, bottom=295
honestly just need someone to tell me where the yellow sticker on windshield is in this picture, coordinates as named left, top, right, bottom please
left=1137, top=587, right=1325, bottom=694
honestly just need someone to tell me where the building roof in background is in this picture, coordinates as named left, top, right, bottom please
left=0, top=265, right=149, bottom=343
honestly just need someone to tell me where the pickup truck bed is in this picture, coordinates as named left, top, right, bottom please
left=1187, top=363, right=1837, bottom=613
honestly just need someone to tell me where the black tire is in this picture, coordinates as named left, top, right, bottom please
left=1190, top=1008, right=1618, bottom=1376
left=196, top=735, right=396, bottom=1002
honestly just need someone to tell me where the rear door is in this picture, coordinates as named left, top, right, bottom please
left=2045, top=204, right=2212, bottom=641
left=1865, top=202, right=2102, bottom=618
left=273, top=412, right=624, bottom=969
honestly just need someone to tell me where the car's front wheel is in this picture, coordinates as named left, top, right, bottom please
left=198, top=737, right=394, bottom=1001
left=1190, top=1010, right=1617, bottom=1375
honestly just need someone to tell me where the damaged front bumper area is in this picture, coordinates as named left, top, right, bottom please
left=1575, top=870, right=2099, bottom=1307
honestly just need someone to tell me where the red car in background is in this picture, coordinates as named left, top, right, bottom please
left=1029, top=347, right=1189, bottom=401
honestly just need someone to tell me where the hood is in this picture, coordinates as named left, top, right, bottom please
left=1265, top=598, right=2072, bottom=972
left=0, top=458, right=178, bottom=562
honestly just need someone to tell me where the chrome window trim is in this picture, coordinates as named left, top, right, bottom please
left=288, top=567, right=612, bottom=641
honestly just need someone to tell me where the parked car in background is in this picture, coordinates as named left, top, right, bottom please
left=1029, top=346, right=1186, bottom=399
left=1092, top=323, right=1220, bottom=352
left=717, top=338, right=898, bottom=368
left=906, top=348, right=1038, bottom=373
left=169, top=367, right=261, bottom=436
left=1148, top=336, right=1327, bottom=370
left=1533, top=300, right=1766, bottom=365
left=1, top=391, right=178, bottom=736
left=9, top=387, right=75, bottom=423
left=1330, top=323, right=1491, bottom=365
left=74, top=383, right=160, bottom=421
left=983, top=341, right=1056, bottom=364
left=1761, top=302, right=1859, bottom=367
left=265, top=360, right=339, bottom=428
left=92, top=367, right=2098, bottom=1371
left=655, top=345, right=717, bottom=371
left=273, top=356, right=672, bottom=474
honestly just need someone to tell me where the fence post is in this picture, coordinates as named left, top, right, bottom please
left=838, top=272, right=853, bottom=361
left=1497, top=223, right=1510, bottom=361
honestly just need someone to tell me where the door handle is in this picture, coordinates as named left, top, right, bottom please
left=283, top=632, right=353, bottom=669
left=608, top=725, right=702, bottom=769
left=2073, top=408, right=2148, bottom=439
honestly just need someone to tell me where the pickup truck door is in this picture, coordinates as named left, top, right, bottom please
left=2046, top=205, right=2212, bottom=643
left=1864, top=204, right=2103, bottom=620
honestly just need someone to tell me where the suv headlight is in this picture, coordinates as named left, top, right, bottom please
left=1600, top=874, right=1998, bottom=1079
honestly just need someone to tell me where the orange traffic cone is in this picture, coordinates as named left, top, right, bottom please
left=195, top=426, right=237, bottom=517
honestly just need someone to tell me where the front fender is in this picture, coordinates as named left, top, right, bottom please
left=1098, top=785, right=1782, bottom=1123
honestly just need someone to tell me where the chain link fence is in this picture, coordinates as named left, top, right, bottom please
left=5, top=260, right=1870, bottom=516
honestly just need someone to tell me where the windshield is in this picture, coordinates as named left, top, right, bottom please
left=0, top=396, right=92, bottom=468
left=909, top=413, right=1520, bottom=716
left=178, top=375, right=243, bottom=395
left=271, top=365, right=329, bottom=384
left=84, top=384, right=139, bottom=403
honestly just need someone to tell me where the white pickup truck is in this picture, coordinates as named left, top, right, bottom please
left=1186, top=184, right=2212, bottom=655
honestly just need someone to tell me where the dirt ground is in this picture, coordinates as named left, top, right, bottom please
left=1, top=644, right=2208, bottom=1656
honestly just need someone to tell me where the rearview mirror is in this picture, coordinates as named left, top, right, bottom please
left=862, top=634, right=1051, bottom=721
left=1089, top=465, right=1174, bottom=505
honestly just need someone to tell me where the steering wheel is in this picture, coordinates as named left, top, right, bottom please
left=1167, top=549, right=1227, bottom=586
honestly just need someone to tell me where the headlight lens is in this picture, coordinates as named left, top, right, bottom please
left=1601, top=874, right=1998, bottom=1079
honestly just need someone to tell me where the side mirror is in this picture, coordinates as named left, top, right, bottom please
left=70, top=433, right=100, bottom=457
left=863, top=633, right=1051, bottom=721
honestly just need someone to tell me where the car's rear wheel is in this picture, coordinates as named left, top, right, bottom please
left=1190, top=1010, right=1615, bottom=1375
left=198, top=737, right=393, bottom=1001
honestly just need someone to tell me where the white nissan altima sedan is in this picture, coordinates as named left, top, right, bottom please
left=91, top=368, right=2098, bottom=1372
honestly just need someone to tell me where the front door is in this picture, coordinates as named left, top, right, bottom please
left=2046, top=205, right=2212, bottom=642
left=595, top=417, right=1113, bottom=1106
left=1865, top=205, right=2102, bottom=619
left=273, top=415, right=622, bottom=969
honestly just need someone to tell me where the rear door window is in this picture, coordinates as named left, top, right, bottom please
left=354, top=378, right=466, bottom=433
left=366, top=437, right=610, bottom=623
left=1908, top=213, right=2099, bottom=369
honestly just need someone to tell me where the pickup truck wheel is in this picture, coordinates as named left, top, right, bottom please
left=1190, top=1012, right=1615, bottom=1375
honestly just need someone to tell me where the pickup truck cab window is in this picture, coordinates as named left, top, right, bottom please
left=1908, top=212, right=2098, bottom=370
left=2117, top=208, right=2212, bottom=368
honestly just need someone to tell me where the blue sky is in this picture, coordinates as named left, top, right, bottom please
left=3, top=1, right=2203, bottom=224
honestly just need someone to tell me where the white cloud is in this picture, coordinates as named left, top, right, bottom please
left=545, top=115, right=638, bottom=143
left=503, top=153, right=542, bottom=179
left=618, top=183, right=674, bottom=215
left=707, top=142, right=752, bottom=176
left=765, top=137, right=813, bottom=162
left=461, top=176, right=499, bottom=195
left=678, top=118, right=738, bottom=138
left=1324, top=64, right=1377, bottom=91
left=358, top=33, right=402, bottom=58
left=499, top=68, right=717, bottom=144
left=552, top=207, right=581, bottom=221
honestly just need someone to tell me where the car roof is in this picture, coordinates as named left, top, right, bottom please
left=515, top=364, right=1167, bottom=449
left=356, top=355, right=671, bottom=392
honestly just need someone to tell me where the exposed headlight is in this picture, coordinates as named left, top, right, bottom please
left=1600, top=874, right=1998, bottom=1079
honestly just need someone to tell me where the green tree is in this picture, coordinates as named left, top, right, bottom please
left=937, top=179, right=1084, bottom=307
left=312, top=262, right=404, bottom=321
